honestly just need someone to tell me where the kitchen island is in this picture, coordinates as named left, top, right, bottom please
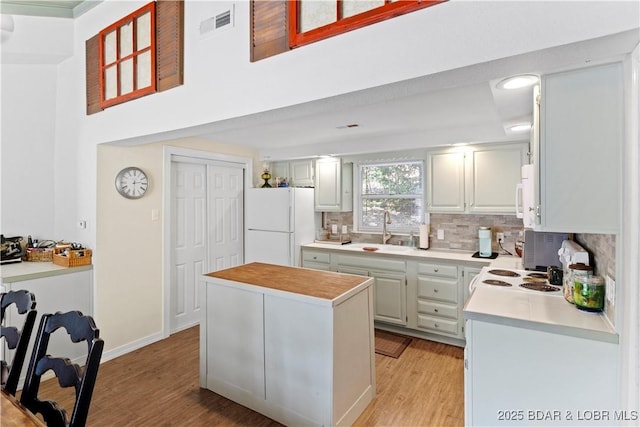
left=200, top=262, right=375, bottom=427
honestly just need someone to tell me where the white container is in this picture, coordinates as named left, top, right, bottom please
left=479, top=227, right=492, bottom=257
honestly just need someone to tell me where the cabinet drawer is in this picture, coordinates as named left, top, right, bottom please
left=417, top=300, right=458, bottom=320
left=336, top=254, right=405, bottom=272
left=302, top=261, right=332, bottom=271
left=417, top=314, right=459, bottom=335
left=417, top=262, right=458, bottom=278
left=417, top=277, right=458, bottom=303
left=302, top=251, right=331, bottom=264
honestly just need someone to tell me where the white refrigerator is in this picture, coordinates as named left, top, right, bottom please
left=245, top=187, right=316, bottom=267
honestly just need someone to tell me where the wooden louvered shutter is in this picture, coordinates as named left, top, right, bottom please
left=156, top=0, right=184, bottom=92
left=251, top=0, right=289, bottom=62
left=85, top=34, right=102, bottom=115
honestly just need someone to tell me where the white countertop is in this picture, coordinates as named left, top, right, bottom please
left=464, top=286, right=618, bottom=344
left=0, top=261, right=93, bottom=283
left=303, top=242, right=523, bottom=268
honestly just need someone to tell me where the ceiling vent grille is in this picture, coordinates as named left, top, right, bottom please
left=199, top=7, right=234, bottom=37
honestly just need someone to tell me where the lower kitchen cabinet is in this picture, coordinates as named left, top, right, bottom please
left=301, top=249, right=332, bottom=271
left=301, top=246, right=485, bottom=347
left=464, top=319, right=619, bottom=426
left=337, top=257, right=407, bottom=327
left=416, top=262, right=462, bottom=339
left=339, top=266, right=407, bottom=326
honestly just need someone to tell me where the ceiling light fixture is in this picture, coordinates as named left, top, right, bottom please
left=509, top=123, right=532, bottom=132
left=496, top=74, right=539, bottom=90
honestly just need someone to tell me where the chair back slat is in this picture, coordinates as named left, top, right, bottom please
left=20, top=310, right=104, bottom=427
left=0, top=290, right=37, bottom=396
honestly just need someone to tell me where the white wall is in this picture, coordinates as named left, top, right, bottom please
left=1, top=64, right=57, bottom=238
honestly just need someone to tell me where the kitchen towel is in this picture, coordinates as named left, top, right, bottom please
left=419, top=224, right=429, bottom=249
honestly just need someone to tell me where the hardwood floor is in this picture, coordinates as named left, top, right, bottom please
left=33, top=326, right=464, bottom=426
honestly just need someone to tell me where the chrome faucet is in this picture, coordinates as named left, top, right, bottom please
left=382, top=210, right=392, bottom=244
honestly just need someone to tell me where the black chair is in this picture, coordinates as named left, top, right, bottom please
left=20, top=311, right=104, bottom=427
left=0, top=289, right=37, bottom=395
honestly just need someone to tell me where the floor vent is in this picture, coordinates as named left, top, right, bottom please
left=199, top=7, right=234, bottom=37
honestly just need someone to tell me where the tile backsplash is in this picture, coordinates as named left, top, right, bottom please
left=322, top=212, right=524, bottom=254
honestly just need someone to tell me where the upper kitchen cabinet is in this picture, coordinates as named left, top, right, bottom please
left=314, top=157, right=353, bottom=212
left=536, top=62, right=623, bottom=233
left=427, top=150, right=466, bottom=212
left=427, top=143, right=528, bottom=214
left=270, top=159, right=315, bottom=187
left=467, top=144, right=528, bottom=213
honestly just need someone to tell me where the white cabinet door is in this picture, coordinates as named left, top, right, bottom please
left=270, top=161, right=290, bottom=185
left=370, top=270, right=407, bottom=326
left=468, top=143, right=527, bottom=213
left=427, top=150, right=466, bottom=212
left=538, top=62, right=622, bottom=233
left=271, top=160, right=314, bottom=187
left=290, top=159, right=314, bottom=187
left=314, top=158, right=353, bottom=212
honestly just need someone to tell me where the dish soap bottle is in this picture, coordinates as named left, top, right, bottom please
left=407, top=232, right=415, bottom=248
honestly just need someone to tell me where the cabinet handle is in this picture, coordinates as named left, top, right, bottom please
left=434, top=268, right=439, bottom=272
left=434, top=308, right=439, bottom=313
left=434, top=289, right=439, bottom=293
left=313, top=256, right=317, bottom=260
left=434, top=323, right=439, bottom=328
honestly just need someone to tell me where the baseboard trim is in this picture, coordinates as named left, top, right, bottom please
left=99, top=331, right=165, bottom=364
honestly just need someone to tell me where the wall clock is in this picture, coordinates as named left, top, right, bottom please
left=115, top=167, right=149, bottom=199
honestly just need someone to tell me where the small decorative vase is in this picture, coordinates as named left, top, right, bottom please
left=261, top=170, right=272, bottom=188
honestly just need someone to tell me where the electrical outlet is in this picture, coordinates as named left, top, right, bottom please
left=78, top=220, right=86, bottom=229
left=437, top=229, right=445, bottom=240
left=497, top=232, right=505, bottom=243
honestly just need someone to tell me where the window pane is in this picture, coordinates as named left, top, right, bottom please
left=361, top=198, right=423, bottom=230
left=299, top=0, right=336, bottom=33
left=136, top=51, right=152, bottom=89
left=119, top=20, right=133, bottom=57
left=361, top=163, right=422, bottom=195
left=342, top=0, right=384, bottom=19
left=103, top=30, right=117, bottom=64
left=104, top=65, right=117, bottom=100
left=120, top=58, right=133, bottom=95
left=136, top=11, right=151, bottom=49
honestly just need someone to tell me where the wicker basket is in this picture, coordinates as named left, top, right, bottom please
left=52, top=248, right=92, bottom=267
left=25, top=248, right=54, bottom=262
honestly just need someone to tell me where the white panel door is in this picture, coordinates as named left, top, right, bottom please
left=207, top=164, right=244, bottom=272
left=172, top=162, right=207, bottom=332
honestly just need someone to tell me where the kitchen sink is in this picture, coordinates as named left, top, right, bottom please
left=348, top=243, right=414, bottom=253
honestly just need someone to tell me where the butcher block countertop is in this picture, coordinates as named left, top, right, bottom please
left=204, top=262, right=373, bottom=306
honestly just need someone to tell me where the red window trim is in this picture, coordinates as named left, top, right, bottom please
left=288, top=0, right=446, bottom=48
left=99, top=2, right=156, bottom=109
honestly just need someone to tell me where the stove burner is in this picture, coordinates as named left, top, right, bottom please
left=519, top=283, right=560, bottom=292
left=482, top=279, right=512, bottom=287
left=488, top=269, right=521, bottom=277
left=527, top=272, right=548, bottom=279
left=522, top=276, right=548, bottom=284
